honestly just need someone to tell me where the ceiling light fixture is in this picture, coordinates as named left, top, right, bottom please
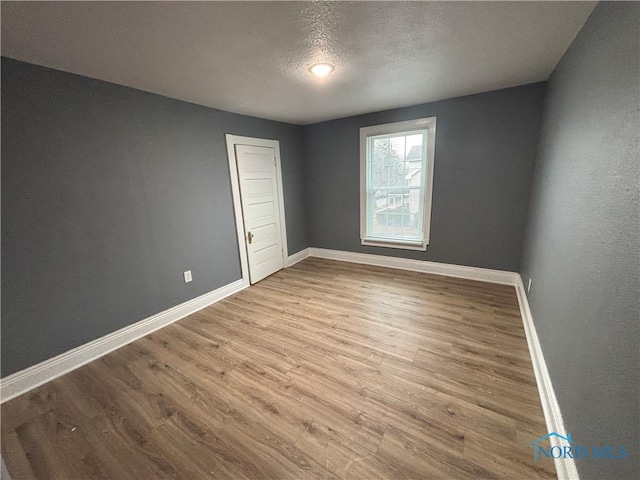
left=309, top=63, right=334, bottom=77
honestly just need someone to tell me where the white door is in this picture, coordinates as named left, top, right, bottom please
left=235, top=144, right=285, bottom=284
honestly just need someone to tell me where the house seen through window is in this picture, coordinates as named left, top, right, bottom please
left=360, top=117, right=436, bottom=250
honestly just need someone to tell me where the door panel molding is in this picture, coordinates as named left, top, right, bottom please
left=225, top=134, right=288, bottom=284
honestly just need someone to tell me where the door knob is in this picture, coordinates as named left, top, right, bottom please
left=247, top=231, right=254, bottom=244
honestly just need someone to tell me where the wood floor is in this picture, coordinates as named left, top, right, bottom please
left=1, top=258, right=555, bottom=479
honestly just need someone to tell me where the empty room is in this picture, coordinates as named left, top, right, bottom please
left=1, top=1, right=638, bottom=479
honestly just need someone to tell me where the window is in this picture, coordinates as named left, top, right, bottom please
left=360, top=117, right=436, bottom=251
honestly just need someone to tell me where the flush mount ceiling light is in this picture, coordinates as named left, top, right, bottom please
left=309, top=63, right=334, bottom=77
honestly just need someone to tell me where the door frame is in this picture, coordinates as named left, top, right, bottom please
left=225, top=134, right=288, bottom=284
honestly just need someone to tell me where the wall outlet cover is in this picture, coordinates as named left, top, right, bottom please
left=184, top=270, right=193, bottom=283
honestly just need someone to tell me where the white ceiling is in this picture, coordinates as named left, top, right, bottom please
left=1, top=1, right=596, bottom=125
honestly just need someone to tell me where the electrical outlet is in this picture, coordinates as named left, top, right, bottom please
left=184, top=270, right=192, bottom=283
left=527, top=278, right=532, bottom=293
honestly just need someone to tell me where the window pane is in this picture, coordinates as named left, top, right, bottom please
left=366, top=130, right=427, bottom=242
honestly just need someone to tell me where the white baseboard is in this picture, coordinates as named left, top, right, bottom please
left=286, top=248, right=310, bottom=267
left=0, top=278, right=248, bottom=404
left=515, top=276, right=578, bottom=480
left=307, top=247, right=519, bottom=285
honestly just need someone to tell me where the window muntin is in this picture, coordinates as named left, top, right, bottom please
left=360, top=118, right=436, bottom=250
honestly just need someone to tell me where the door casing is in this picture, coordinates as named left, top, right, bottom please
left=225, top=134, right=288, bottom=285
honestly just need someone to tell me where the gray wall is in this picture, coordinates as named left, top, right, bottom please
left=1, top=58, right=307, bottom=376
left=520, top=3, right=639, bottom=479
left=303, top=83, right=545, bottom=272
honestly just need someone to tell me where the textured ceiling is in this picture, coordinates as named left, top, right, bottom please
left=1, top=1, right=596, bottom=125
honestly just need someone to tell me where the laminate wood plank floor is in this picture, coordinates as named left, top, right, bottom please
left=2, top=258, right=556, bottom=479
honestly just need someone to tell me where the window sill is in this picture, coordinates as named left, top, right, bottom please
left=361, top=238, right=428, bottom=251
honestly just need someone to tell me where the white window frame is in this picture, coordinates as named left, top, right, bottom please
left=359, top=117, right=436, bottom=251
